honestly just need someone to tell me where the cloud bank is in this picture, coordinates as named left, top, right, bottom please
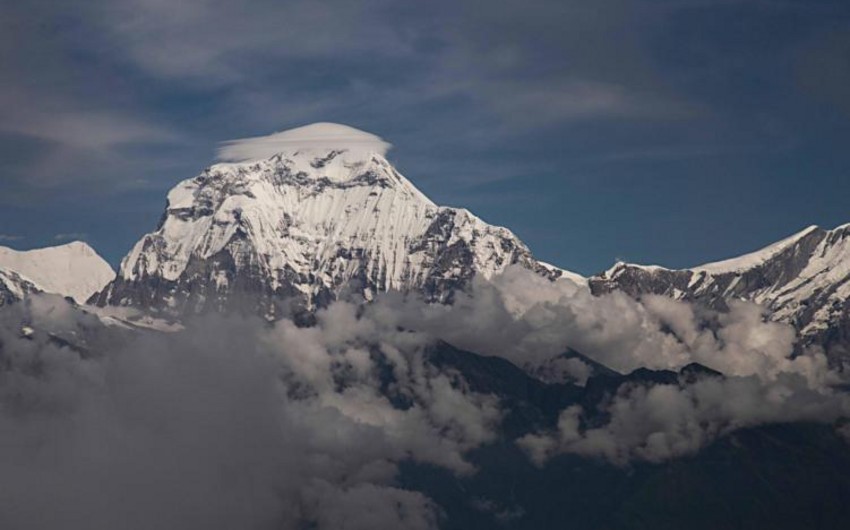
left=364, top=267, right=849, bottom=463
left=1, top=266, right=849, bottom=528
left=369, top=267, right=833, bottom=385
left=518, top=372, right=849, bottom=466
left=0, top=295, right=500, bottom=530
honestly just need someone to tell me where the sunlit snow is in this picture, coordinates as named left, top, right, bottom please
left=0, top=241, right=115, bottom=303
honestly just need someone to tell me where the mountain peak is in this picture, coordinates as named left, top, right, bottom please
left=217, top=122, right=392, bottom=162
left=0, top=241, right=115, bottom=303
left=95, top=142, right=568, bottom=317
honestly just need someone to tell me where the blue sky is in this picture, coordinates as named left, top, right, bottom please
left=1, top=0, right=848, bottom=275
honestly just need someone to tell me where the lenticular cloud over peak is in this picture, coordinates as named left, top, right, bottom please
left=217, top=122, right=392, bottom=162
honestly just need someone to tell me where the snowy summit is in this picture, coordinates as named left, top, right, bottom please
left=0, top=241, right=115, bottom=303
left=217, top=122, right=392, bottom=162
left=93, top=123, right=575, bottom=317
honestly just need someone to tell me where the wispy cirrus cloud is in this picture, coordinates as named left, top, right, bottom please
left=54, top=233, right=89, bottom=242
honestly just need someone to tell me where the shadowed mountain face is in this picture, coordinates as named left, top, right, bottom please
left=402, top=422, right=850, bottom=530
left=408, top=343, right=850, bottom=530
left=590, top=224, right=850, bottom=366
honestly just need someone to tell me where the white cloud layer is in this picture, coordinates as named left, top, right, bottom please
left=518, top=372, right=850, bottom=466
left=1, top=265, right=849, bottom=528
left=217, top=122, right=392, bottom=162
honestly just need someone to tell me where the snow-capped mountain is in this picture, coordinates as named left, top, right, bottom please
left=0, top=268, right=41, bottom=307
left=590, top=223, right=850, bottom=361
left=92, top=123, right=575, bottom=317
left=0, top=241, right=115, bottom=304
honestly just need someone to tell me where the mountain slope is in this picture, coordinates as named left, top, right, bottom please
left=0, top=241, right=115, bottom=303
left=92, top=124, right=577, bottom=317
left=403, top=345, right=850, bottom=530
left=0, top=268, right=41, bottom=306
left=590, top=223, right=850, bottom=361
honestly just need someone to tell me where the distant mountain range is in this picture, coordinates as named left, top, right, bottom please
left=590, top=223, right=850, bottom=364
left=2, top=123, right=849, bottom=364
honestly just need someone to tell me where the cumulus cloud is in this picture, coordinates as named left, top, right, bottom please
left=518, top=373, right=850, bottom=466
left=217, top=122, right=392, bottom=162
left=364, top=266, right=848, bottom=464
left=53, top=232, right=88, bottom=241
left=369, top=266, right=833, bottom=386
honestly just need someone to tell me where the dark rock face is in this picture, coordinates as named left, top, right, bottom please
left=90, top=235, right=316, bottom=319
left=403, top=422, right=850, bottom=530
